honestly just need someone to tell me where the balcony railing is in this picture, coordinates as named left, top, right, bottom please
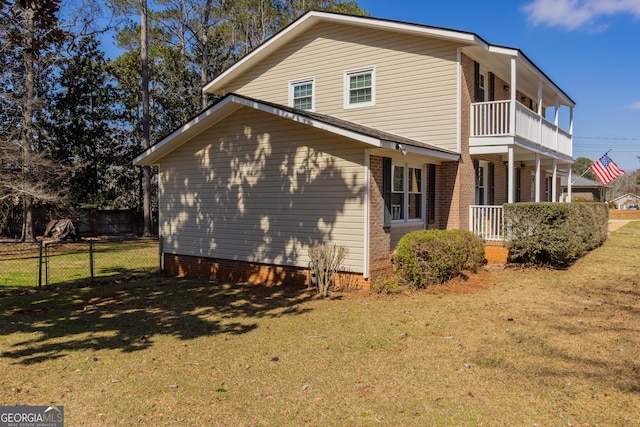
left=470, top=101, right=572, bottom=158
left=469, top=205, right=504, bottom=242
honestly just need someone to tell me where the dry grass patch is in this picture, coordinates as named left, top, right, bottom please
left=1, top=224, right=640, bottom=425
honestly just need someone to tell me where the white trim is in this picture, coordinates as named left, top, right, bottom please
left=203, top=11, right=484, bottom=95
left=134, top=94, right=460, bottom=166
left=391, top=161, right=425, bottom=225
left=475, top=160, right=489, bottom=205
left=288, top=77, right=315, bottom=111
left=363, top=150, right=370, bottom=279
left=201, top=11, right=573, bottom=107
left=456, top=48, right=462, bottom=153
left=344, top=66, right=376, bottom=109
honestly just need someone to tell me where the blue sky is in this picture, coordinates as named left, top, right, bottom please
left=358, top=0, right=640, bottom=172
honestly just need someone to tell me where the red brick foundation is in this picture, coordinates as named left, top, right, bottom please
left=164, top=253, right=367, bottom=288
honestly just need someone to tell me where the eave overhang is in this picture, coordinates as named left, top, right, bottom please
left=133, top=93, right=460, bottom=166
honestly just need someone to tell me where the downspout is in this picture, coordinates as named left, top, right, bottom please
left=508, top=56, right=516, bottom=204
left=363, top=150, right=370, bottom=279
left=456, top=48, right=462, bottom=153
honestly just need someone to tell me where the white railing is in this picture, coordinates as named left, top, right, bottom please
left=469, top=205, right=504, bottom=242
left=470, top=101, right=572, bottom=157
left=470, top=100, right=510, bottom=136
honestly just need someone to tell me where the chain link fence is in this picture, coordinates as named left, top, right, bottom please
left=0, top=237, right=162, bottom=288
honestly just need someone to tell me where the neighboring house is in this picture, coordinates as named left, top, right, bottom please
left=560, top=174, right=606, bottom=202
left=612, top=193, right=640, bottom=210
left=134, top=11, right=575, bottom=286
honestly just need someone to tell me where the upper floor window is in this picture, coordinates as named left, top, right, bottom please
left=391, top=163, right=423, bottom=222
left=289, top=78, right=314, bottom=111
left=344, top=67, right=375, bottom=108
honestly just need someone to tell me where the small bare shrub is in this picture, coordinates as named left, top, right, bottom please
left=308, top=244, right=349, bottom=297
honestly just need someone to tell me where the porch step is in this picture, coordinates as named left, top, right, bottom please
left=484, top=241, right=509, bottom=264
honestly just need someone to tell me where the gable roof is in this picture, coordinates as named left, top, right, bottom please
left=561, top=174, right=605, bottom=188
left=203, top=10, right=574, bottom=107
left=611, top=193, right=640, bottom=203
left=133, top=93, right=460, bottom=166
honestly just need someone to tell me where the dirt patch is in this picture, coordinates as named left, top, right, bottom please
left=337, top=267, right=497, bottom=300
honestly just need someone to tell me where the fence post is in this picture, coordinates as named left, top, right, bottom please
left=38, top=240, right=43, bottom=288
left=89, top=240, right=94, bottom=283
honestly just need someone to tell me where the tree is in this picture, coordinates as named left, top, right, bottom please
left=571, top=157, right=597, bottom=182
left=44, top=35, right=136, bottom=209
left=0, top=0, right=68, bottom=241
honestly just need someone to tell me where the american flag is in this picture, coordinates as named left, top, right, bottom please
left=590, top=154, right=625, bottom=185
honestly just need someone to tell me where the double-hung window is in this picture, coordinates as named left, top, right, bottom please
left=391, top=163, right=423, bottom=222
left=289, top=78, right=314, bottom=111
left=344, top=67, right=375, bottom=108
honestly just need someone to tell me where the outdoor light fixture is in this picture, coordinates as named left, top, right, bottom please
left=396, top=143, right=408, bottom=156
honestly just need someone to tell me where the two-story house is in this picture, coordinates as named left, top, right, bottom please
left=134, top=11, right=575, bottom=286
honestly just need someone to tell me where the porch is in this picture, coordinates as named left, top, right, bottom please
left=470, top=101, right=572, bottom=158
left=469, top=205, right=505, bottom=242
left=470, top=205, right=509, bottom=264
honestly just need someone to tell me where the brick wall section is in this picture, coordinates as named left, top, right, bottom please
left=164, top=253, right=367, bottom=288
left=368, top=155, right=393, bottom=283
left=454, top=53, right=480, bottom=231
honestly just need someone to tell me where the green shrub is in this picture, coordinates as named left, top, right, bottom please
left=504, top=202, right=608, bottom=267
left=393, top=229, right=486, bottom=288
left=371, top=275, right=402, bottom=294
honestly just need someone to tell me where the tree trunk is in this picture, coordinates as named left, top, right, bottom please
left=140, top=0, right=153, bottom=237
left=201, top=0, right=213, bottom=110
left=21, top=3, right=36, bottom=242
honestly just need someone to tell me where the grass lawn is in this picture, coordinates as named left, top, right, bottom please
left=1, top=222, right=639, bottom=425
left=0, top=239, right=159, bottom=288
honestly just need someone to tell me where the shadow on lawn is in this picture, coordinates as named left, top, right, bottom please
left=0, top=277, right=314, bottom=365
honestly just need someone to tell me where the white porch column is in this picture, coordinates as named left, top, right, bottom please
left=554, top=96, right=560, bottom=151
left=538, top=81, right=543, bottom=145
left=508, top=146, right=515, bottom=203
left=552, top=159, right=558, bottom=202
left=567, top=166, right=572, bottom=203
left=535, top=154, right=541, bottom=202
left=510, top=57, right=517, bottom=134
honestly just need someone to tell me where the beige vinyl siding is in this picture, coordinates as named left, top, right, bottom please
left=158, top=106, right=366, bottom=272
left=219, top=22, right=463, bottom=151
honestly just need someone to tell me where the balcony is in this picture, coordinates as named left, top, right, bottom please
left=470, top=101, right=572, bottom=158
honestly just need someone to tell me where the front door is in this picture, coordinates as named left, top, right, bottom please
left=475, top=160, right=488, bottom=205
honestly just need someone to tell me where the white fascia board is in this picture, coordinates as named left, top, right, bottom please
left=513, top=138, right=573, bottom=163
left=233, top=96, right=383, bottom=147
left=487, top=46, right=575, bottom=107
left=133, top=97, right=241, bottom=165
left=204, top=11, right=485, bottom=95
left=469, top=145, right=509, bottom=155
left=379, top=139, right=460, bottom=161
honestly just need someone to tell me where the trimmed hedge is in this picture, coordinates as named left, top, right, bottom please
left=393, top=229, right=486, bottom=288
left=504, top=202, right=608, bottom=267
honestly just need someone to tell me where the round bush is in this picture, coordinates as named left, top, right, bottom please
left=393, top=229, right=486, bottom=288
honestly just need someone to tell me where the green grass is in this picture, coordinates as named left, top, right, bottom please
left=1, top=224, right=639, bottom=425
left=0, top=239, right=159, bottom=288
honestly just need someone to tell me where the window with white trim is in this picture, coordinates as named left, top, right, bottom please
left=344, top=67, right=375, bottom=108
left=289, top=78, right=314, bottom=111
left=391, top=163, right=423, bottom=222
